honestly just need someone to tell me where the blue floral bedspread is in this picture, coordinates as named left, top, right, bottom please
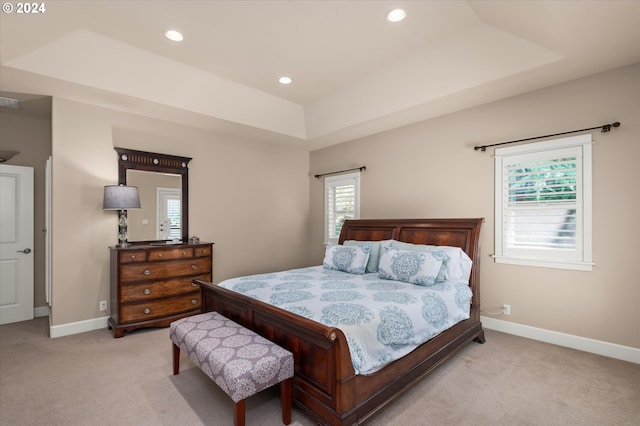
left=217, top=266, right=472, bottom=375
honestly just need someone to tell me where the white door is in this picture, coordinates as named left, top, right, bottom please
left=0, top=164, right=34, bottom=325
left=156, top=187, right=181, bottom=240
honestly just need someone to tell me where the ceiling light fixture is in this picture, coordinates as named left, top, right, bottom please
left=165, top=30, right=184, bottom=42
left=0, top=96, right=20, bottom=109
left=278, top=76, right=293, bottom=85
left=0, top=150, right=20, bottom=162
left=386, top=8, right=407, bottom=23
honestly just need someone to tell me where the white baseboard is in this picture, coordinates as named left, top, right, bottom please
left=481, top=316, right=640, bottom=364
left=42, top=313, right=640, bottom=364
left=49, top=316, right=109, bottom=338
left=34, top=306, right=49, bottom=318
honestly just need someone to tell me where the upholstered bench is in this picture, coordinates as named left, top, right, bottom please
left=170, top=311, right=294, bottom=426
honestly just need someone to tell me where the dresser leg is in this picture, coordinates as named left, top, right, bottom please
left=108, top=320, right=124, bottom=338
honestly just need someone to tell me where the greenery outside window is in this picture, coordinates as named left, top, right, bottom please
left=494, top=134, right=592, bottom=271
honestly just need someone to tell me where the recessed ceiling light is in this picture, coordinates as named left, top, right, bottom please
left=278, top=76, right=293, bottom=85
left=165, top=30, right=183, bottom=42
left=386, top=8, right=406, bottom=23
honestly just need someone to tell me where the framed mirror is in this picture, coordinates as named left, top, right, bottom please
left=115, top=147, right=191, bottom=244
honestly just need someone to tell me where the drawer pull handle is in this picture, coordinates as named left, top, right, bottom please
left=191, top=264, right=197, bottom=270
left=143, top=288, right=151, bottom=295
left=143, top=308, right=151, bottom=314
left=182, top=251, right=186, bottom=255
left=143, top=269, right=151, bottom=276
left=191, top=282, right=197, bottom=287
left=157, top=253, right=162, bottom=257
left=131, top=255, right=136, bottom=259
left=191, top=299, right=198, bottom=305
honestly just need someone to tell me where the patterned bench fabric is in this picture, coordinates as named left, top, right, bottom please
left=170, top=312, right=294, bottom=403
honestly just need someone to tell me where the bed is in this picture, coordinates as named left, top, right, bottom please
left=196, top=218, right=484, bottom=425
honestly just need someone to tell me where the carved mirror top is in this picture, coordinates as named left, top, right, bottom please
left=115, top=148, right=191, bottom=174
left=115, top=147, right=192, bottom=244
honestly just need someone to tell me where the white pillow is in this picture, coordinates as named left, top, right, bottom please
left=323, top=243, right=371, bottom=275
left=441, top=246, right=473, bottom=282
left=378, top=247, right=444, bottom=286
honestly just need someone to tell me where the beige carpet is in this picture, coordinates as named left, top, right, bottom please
left=1, top=317, right=638, bottom=425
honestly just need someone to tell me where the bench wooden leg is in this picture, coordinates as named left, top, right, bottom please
left=172, top=343, right=180, bottom=375
left=234, top=399, right=246, bottom=426
left=281, top=378, right=292, bottom=425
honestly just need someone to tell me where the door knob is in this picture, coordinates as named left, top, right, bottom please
left=17, top=248, right=32, bottom=254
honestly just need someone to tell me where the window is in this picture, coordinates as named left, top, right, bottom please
left=324, top=172, right=360, bottom=243
left=494, top=134, right=592, bottom=271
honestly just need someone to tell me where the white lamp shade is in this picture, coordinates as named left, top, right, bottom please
left=103, top=185, right=141, bottom=210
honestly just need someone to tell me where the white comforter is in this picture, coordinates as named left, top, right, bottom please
left=218, top=266, right=472, bottom=375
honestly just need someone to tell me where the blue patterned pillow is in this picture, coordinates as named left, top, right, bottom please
left=344, top=240, right=392, bottom=273
left=323, top=243, right=371, bottom=275
left=389, top=240, right=450, bottom=283
left=378, top=247, right=444, bottom=286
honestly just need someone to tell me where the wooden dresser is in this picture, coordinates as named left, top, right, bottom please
left=108, top=242, right=213, bottom=338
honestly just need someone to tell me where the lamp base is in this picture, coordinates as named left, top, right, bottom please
left=118, top=210, right=129, bottom=247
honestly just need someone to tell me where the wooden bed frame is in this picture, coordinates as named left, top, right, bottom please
left=196, top=218, right=484, bottom=425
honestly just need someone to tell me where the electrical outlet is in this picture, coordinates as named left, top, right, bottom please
left=502, top=304, right=511, bottom=315
left=99, top=300, right=108, bottom=311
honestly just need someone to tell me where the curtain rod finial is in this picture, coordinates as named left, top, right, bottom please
left=601, top=122, right=621, bottom=133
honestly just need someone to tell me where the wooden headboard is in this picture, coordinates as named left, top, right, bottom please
left=339, top=218, right=484, bottom=308
left=338, top=218, right=482, bottom=257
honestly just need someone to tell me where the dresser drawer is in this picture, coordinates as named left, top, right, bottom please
left=119, top=250, right=147, bottom=263
left=148, top=247, right=194, bottom=261
left=120, top=274, right=209, bottom=303
left=120, top=294, right=201, bottom=323
left=193, top=245, right=212, bottom=258
left=119, top=257, right=211, bottom=283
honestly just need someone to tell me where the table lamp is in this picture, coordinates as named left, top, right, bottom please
left=103, top=185, right=141, bottom=247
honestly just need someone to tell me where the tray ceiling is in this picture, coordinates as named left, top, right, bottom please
left=1, top=1, right=638, bottom=149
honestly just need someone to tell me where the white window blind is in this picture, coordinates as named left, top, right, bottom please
left=494, top=134, right=592, bottom=271
left=324, top=172, right=360, bottom=243
left=167, top=198, right=181, bottom=239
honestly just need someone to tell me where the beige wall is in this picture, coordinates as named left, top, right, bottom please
left=309, top=63, right=640, bottom=349
left=0, top=107, right=51, bottom=309
left=50, top=98, right=310, bottom=326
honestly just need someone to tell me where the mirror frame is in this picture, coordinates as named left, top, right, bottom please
left=115, top=147, right=192, bottom=244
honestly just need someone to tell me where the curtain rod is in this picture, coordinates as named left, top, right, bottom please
left=314, top=166, right=366, bottom=179
left=474, top=122, right=621, bottom=152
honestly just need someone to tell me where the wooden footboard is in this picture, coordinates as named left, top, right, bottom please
left=198, top=281, right=354, bottom=424
left=197, top=218, right=484, bottom=425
